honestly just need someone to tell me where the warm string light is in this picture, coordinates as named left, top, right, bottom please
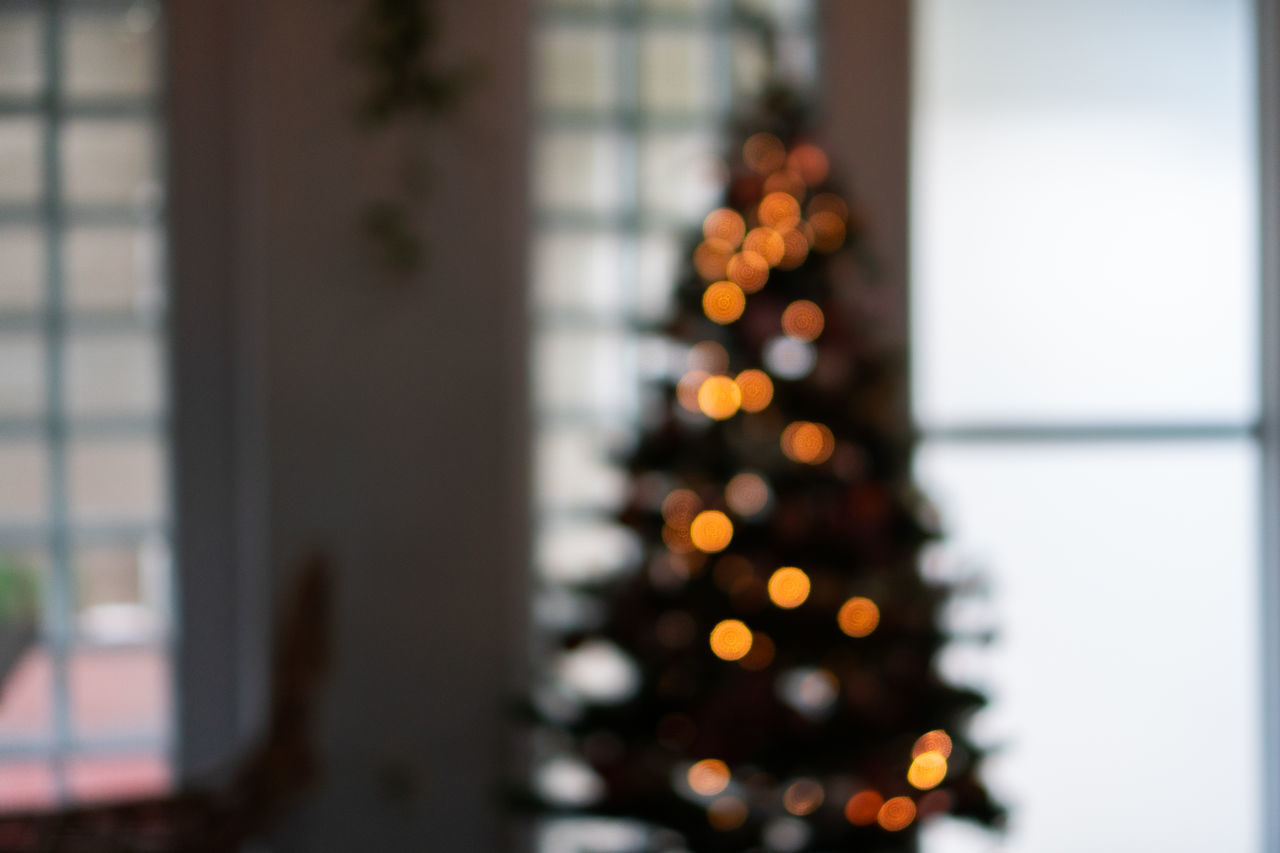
left=703, top=208, right=746, bottom=247
left=724, top=471, right=770, bottom=516
left=907, top=750, right=948, bottom=791
left=690, top=510, right=734, bottom=552
left=743, top=227, right=785, bottom=267
left=781, top=300, right=824, bottom=342
left=734, top=370, right=773, bottom=413
left=709, top=619, right=753, bottom=660
left=767, top=567, right=811, bottom=609
left=877, top=796, right=917, bottom=831
left=743, top=132, right=786, bottom=174
left=703, top=281, right=746, bottom=324
left=727, top=250, right=769, bottom=293
left=838, top=596, right=880, bottom=637
left=844, top=790, right=883, bottom=826
left=782, top=779, right=824, bottom=816
left=912, top=730, right=954, bottom=759
left=688, top=759, right=731, bottom=796
left=697, top=375, right=742, bottom=420
left=781, top=421, right=835, bottom=464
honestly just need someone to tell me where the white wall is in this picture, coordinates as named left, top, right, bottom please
left=169, top=1, right=532, bottom=849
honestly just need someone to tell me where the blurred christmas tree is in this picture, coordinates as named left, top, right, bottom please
left=528, top=87, right=1001, bottom=852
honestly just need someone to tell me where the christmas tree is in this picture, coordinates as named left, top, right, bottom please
left=529, top=89, right=1001, bottom=852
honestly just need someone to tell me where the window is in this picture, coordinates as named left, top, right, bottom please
left=912, top=1, right=1265, bottom=850
left=0, top=0, right=170, bottom=809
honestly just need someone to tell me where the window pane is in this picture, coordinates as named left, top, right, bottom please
left=537, top=25, right=619, bottom=111
left=0, top=119, right=42, bottom=205
left=0, top=334, right=46, bottom=418
left=916, top=440, right=1260, bottom=853
left=64, top=7, right=158, bottom=99
left=0, top=228, right=44, bottom=310
left=535, top=130, right=625, bottom=213
left=73, top=540, right=167, bottom=642
left=65, top=333, right=162, bottom=417
left=638, top=130, right=720, bottom=221
left=0, top=441, right=48, bottom=525
left=640, top=31, right=715, bottom=112
left=536, top=426, right=627, bottom=511
left=0, top=648, right=53, bottom=743
left=533, top=232, right=626, bottom=316
left=0, top=762, right=56, bottom=811
left=65, top=227, right=161, bottom=312
left=68, top=439, right=165, bottom=524
left=913, top=0, right=1256, bottom=425
left=535, top=329, right=639, bottom=415
left=65, top=753, right=168, bottom=803
left=0, top=12, right=41, bottom=97
left=61, top=120, right=158, bottom=207
left=70, top=646, right=167, bottom=739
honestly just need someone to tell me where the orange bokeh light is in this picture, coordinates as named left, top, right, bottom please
left=844, top=790, right=884, bottom=826
left=661, top=488, right=703, bottom=527
left=763, top=168, right=806, bottom=199
left=702, top=281, right=746, bottom=325
left=695, top=238, right=734, bottom=282
left=690, top=510, right=734, bottom=552
left=810, top=211, right=847, bottom=253
left=877, top=796, right=917, bottom=831
left=708, top=795, right=749, bottom=831
left=777, top=228, right=810, bottom=270
left=734, top=369, right=774, bottom=413
left=912, top=730, right=954, bottom=760
left=743, top=132, right=786, bottom=175
left=787, top=143, right=830, bottom=186
left=724, top=471, right=770, bottom=516
left=781, top=300, right=825, bottom=342
left=783, top=779, right=824, bottom=816
left=688, top=759, right=731, bottom=796
left=709, top=618, right=753, bottom=660
left=743, top=227, right=786, bottom=267
left=907, top=751, right=948, bottom=791
left=698, top=375, right=742, bottom=420
left=738, top=631, right=775, bottom=670
left=759, top=191, right=802, bottom=229
left=781, top=421, right=835, bottom=465
left=662, top=523, right=695, bottom=554
left=703, top=208, right=746, bottom=248
left=727, top=251, right=769, bottom=293
left=767, top=567, right=811, bottom=609
left=838, top=596, right=880, bottom=637
left=687, top=340, right=730, bottom=373
left=807, top=192, right=849, bottom=220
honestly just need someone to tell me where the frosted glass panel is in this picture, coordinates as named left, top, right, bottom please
left=916, top=441, right=1259, bottom=853
left=0, top=334, right=45, bottom=417
left=0, top=12, right=41, bottom=96
left=536, top=427, right=627, bottom=510
left=639, top=130, right=720, bottom=220
left=640, top=31, right=715, bottom=111
left=536, top=130, right=624, bottom=213
left=65, top=8, right=158, bottom=99
left=913, top=0, right=1256, bottom=425
left=0, top=228, right=44, bottom=309
left=537, top=26, right=619, bottom=111
left=535, top=329, right=639, bottom=415
left=62, top=120, right=158, bottom=206
left=0, top=441, right=48, bottom=524
left=65, top=227, right=161, bottom=311
left=65, top=334, right=162, bottom=417
left=0, top=119, right=42, bottom=204
left=533, top=233, right=626, bottom=315
left=69, top=439, right=165, bottom=524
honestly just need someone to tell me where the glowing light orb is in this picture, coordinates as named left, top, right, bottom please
left=695, top=239, right=734, bottom=281
left=877, top=796, right=917, bottom=831
left=709, top=618, right=753, bottom=660
left=781, top=421, right=835, bottom=465
left=807, top=192, right=849, bottom=221
left=690, top=510, right=734, bottom=552
left=787, top=144, right=830, bottom=185
left=743, top=132, right=786, bottom=175
left=778, top=668, right=839, bottom=717
left=907, top=751, right=948, bottom=791
left=838, top=596, right=880, bottom=637
left=677, top=370, right=710, bottom=412
left=810, top=211, right=847, bottom=253
left=734, top=369, right=773, bottom=413
left=763, top=337, right=816, bottom=379
left=702, top=208, right=746, bottom=247
left=744, top=227, right=786, bottom=267
left=912, top=730, right=954, bottom=759
left=697, top=375, right=742, bottom=420
left=781, top=300, right=825, bottom=342
left=702, top=281, right=746, bottom=325
left=725, top=472, right=770, bottom=516
left=739, top=631, right=775, bottom=670
left=758, top=192, right=802, bottom=229
left=661, top=488, right=703, bottom=527
left=687, top=340, right=729, bottom=373
left=767, top=567, right=811, bottom=609
left=662, top=524, right=695, bottom=554
left=783, top=779, right=824, bottom=816
left=763, top=169, right=806, bottom=199
left=777, top=229, right=810, bottom=270
left=688, top=759, right=731, bottom=796
left=708, top=795, right=749, bottom=831
left=844, top=790, right=883, bottom=826
left=727, top=250, right=769, bottom=293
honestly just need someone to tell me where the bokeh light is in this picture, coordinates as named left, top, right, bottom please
left=725, top=471, right=770, bottom=516
left=912, top=730, right=953, bottom=759
left=781, top=300, right=825, bottom=342
left=688, top=759, right=731, bottom=796
left=698, top=376, right=742, bottom=420
left=727, top=250, right=770, bottom=293
left=703, top=281, right=746, bottom=324
left=877, top=796, right=917, bottom=831
left=787, top=143, right=830, bottom=185
left=677, top=370, right=711, bottom=412
left=734, top=369, right=774, bottom=413
left=778, top=668, right=839, bottom=717
left=767, top=567, right=811, bottom=609
left=709, top=618, right=753, bottom=660
left=744, top=227, right=786, bottom=267
left=708, top=795, right=749, bottom=831
left=777, top=228, right=810, bottom=270
left=739, top=631, right=775, bottom=670
left=782, top=779, right=825, bottom=816
left=687, top=340, right=730, bottom=373
left=661, top=488, right=703, bottom=528
left=810, top=211, right=847, bottom=253
left=764, top=337, right=816, bottom=379
left=763, top=169, right=806, bottom=199
left=743, top=132, right=786, bottom=174
left=844, top=790, right=883, bottom=826
left=781, top=421, right=835, bottom=465
left=759, top=191, right=802, bottom=229
left=690, top=510, right=734, bottom=552
left=837, top=596, right=880, bottom=637
left=807, top=192, right=849, bottom=221
left=703, top=208, right=746, bottom=247
left=695, top=238, right=735, bottom=281
left=907, top=750, right=948, bottom=791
